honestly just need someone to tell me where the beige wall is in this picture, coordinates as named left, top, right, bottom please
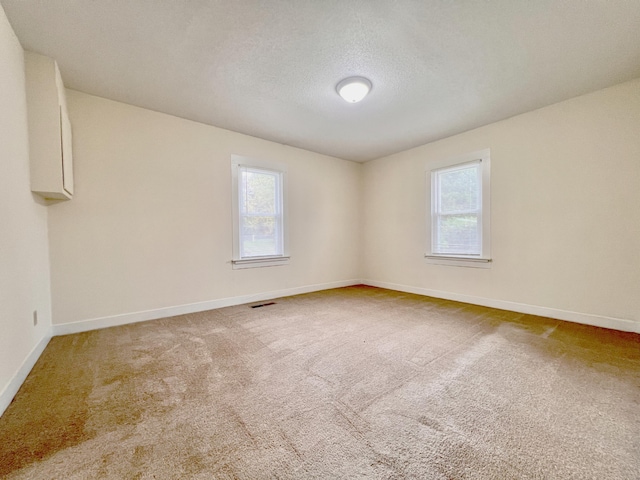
left=362, top=79, right=640, bottom=327
left=48, top=91, right=361, bottom=325
left=45, top=81, right=640, bottom=330
left=0, top=5, right=52, bottom=411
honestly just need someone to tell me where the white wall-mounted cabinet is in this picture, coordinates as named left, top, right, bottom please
left=25, top=52, right=74, bottom=200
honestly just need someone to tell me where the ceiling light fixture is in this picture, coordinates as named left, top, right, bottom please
left=336, top=76, right=372, bottom=103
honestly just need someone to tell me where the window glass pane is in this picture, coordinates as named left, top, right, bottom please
left=438, top=164, right=479, bottom=214
left=240, top=215, right=279, bottom=257
left=238, top=166, right=283, bottom=258
left=434, top=214, right=480, bottom=255
left=241, top=170, right=277, bottom=215
left=429, top=151, right=489, bottom=261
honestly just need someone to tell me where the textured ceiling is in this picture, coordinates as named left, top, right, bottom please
left=3, top=1, right=640, bottom=162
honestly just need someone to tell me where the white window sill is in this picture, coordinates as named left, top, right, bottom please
left=425, top=255, right=492, bottom=269
left=232, top=255, right=290, bottom=269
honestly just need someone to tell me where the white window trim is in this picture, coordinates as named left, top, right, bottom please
left=231, top=155, right=290, bottom=269
left=425, top=148, right=491, bottom=268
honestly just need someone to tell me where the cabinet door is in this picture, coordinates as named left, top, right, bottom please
left=60, top=106, right=74, bottom=195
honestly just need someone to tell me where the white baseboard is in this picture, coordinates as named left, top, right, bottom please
left=52, top=279, right=362, bottom=336
left=0, top=330, right=52, bottom=418
left=51, top=278, right=639, bottom=336
left=4, top=279, right=635, bottom=419
left=6, top=278, right=632, bottom=419
left=362, top=279, right=639, bottom=333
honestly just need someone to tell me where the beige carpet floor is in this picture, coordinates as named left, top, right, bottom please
left=1, top=286, right=639, bottom=479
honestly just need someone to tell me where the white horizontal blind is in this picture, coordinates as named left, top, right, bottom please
left=432, top=160, right=482, bottom=256
left=238, top=166, right=283, bottom=258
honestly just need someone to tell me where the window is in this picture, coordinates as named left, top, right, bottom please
left=426, top=149, right=491, bottom=267
left=231, top=156, right=289, bottom=269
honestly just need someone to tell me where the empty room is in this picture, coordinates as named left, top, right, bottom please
left=1, top=1, right=639, bottom=478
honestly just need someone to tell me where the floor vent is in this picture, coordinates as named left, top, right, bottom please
left=251, top=302, right=276, bottom=309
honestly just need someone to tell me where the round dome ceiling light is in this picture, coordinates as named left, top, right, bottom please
left=336, top=76, right=372, bottom=103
